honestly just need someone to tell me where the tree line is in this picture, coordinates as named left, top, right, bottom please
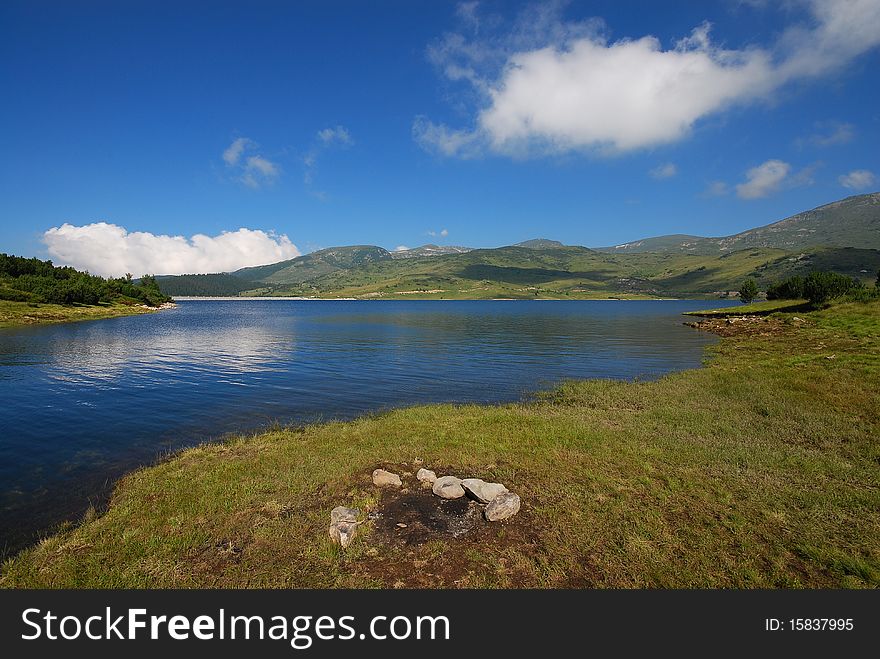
left=0, top=253, right=171, bottom=307
left=739, top=269, right=880, bottom=306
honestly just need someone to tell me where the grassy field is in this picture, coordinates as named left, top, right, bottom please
left=0, top=299, right=157, bottom=328
left=2, top=300, right=878, bottom=588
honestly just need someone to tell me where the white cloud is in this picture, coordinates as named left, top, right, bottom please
left=222, top=137, right=253, bottom=165
left=703, top=180, right=730, bottom=197
left=241, top=155, right=279, bottom=188
left=650, top=162, right=678, bottom=179
left=736, top=159, right=791, bottom=199
left=394, top=245, right=411, bottom=252
left=838, top=169, right=877, bottom=190
left=222, top=138, right=279, bottom=188
left=43, top=223, right=300, bottom=277
left=317, top=125, right=353, bottom=146
left=418, top=0, right=880, bottom=157
left=797, top=121, right=855, bottom=147
left=413, top=116, right=479, bottom=158
left=427, top=228, right=449, bottom=237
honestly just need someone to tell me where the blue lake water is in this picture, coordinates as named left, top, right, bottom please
left=0, top=299, right=737, bottom=552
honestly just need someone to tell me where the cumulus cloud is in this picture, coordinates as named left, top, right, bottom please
left=736, top=159, right=791, bottom=199
left=838, top=169, right=877, bottom=189
left=394, top=245, right=411, bottom=252
left=428, top=228, right=449, bottom=238
left=222, top=138, right=279, bottom=188
left=417, top=0, right=880, bottom=157
left=43, top=223, right=300, bottom=277
left=650, top=163, right=678, bottom=179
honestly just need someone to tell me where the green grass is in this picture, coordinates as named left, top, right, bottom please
left=2, top=300, right=878, bottom=588
left=0, top=299, right=157, bottom=328
left=684, top=299, right=810, bottom=317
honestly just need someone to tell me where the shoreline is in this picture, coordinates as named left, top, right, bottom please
left=172, top=295, right=707, bottom=302
left=3, top=299, right=875, bottom=587
left=0, top=300, right=175, bottom=329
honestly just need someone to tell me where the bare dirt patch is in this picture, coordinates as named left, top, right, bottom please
left=684, top=315, right=797, bottom=338
left=338, top=463, right=545, bottom=588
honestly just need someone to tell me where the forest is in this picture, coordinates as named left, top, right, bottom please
left=0, top=254, right=171, bottom=306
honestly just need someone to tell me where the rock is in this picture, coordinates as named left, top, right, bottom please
left=461, top=478, right=509, bottom=504
left=329, top=521, right=358, bottom=548
left=416, top=468, right=437, bottom=484
left=432, top=475, right=465, bottom=499
left=372, top=468, right=402, bottom=487
left=330, top=506, right=360, bottom=524
left=485, top=492, right=521, bottom=522
left=329, top=506, right=361, bottom=549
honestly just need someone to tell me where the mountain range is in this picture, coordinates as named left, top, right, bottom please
left=157, top=192, right=880, bottom=299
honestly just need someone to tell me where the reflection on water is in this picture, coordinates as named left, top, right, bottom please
left=0, top=299, right=736, bottom=552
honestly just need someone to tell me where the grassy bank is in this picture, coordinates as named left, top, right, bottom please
left=683, top=299, right=810, bottom=317
left=0, top=299, right=160, bottom=328
left=2, top=300, right=878, bottom=588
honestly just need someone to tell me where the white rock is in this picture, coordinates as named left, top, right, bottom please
left=329, top=521, right=358, bottom=548
left=485, top=492, right=521, bottom=522
left=461, top=478, right=509, bottom=504
left=432, top=475, right=465, bottom=499
left=416, top=468, right=437, bottom=483
left=372, top=468, right=402, bottom=487
left=329, top=506, right=361, bottom=549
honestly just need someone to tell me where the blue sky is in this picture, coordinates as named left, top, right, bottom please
left=1, top=0, right=879, bottom=275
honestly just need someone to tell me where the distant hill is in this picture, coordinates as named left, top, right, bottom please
left=157, top=193, right=880, bottom=299
left=390, top=244, right=473, bottom=259
left=156, top=273, right=261, bottom=297
left=234, top=245, right=392, bottom=285
left=599, top=193, right=880, bottom=254
left=515, top=238, right=566, bottom=249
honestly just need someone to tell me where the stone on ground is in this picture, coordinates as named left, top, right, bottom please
left=485, top=492, right=521, bottom=522
left=372, top=468, right=402, bottom=487
left=433, top=475, right=465, bottom=499
left=461, top=478, right=508, bottom=503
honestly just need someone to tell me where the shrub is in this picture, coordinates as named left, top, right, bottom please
left=803, top=271, right=862, bottom=305
left=739, top=278, right=758, bottom=304
left=0, top=287, right=34, bottom=302
left=766, top=275, right=805, bottom=300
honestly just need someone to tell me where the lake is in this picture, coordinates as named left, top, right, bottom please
left=0, top=299, right=737, bottom=552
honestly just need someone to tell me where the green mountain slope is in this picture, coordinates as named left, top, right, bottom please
left=600, top=192, right=880, bottom=254
left=515, top=238, right=566, bottom=249
left=266, top=245, right=880, bottom=299
left=157, top=193, right=880, bottom=299
left=234, top=245, right=392, bottom=285
left=156, top=273, right=262, bottom=296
